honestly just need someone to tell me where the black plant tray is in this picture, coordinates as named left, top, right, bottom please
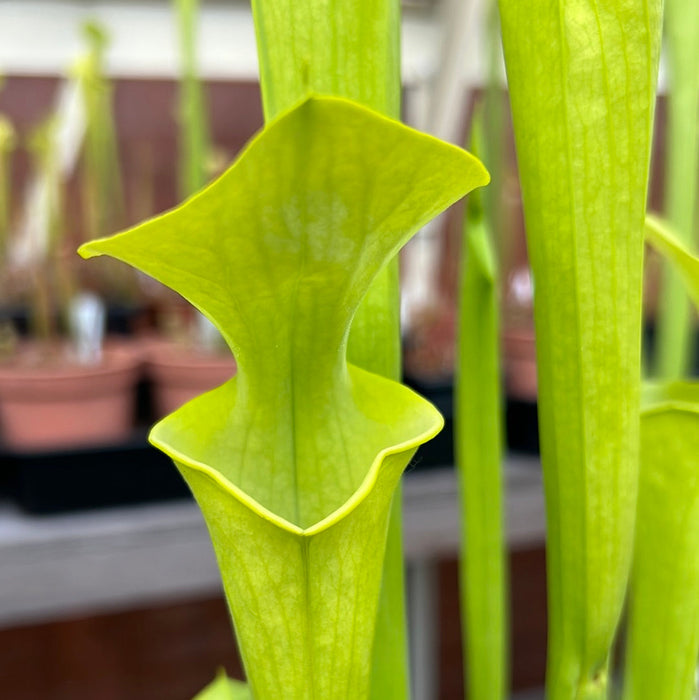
left=2, top=432, right=191, bottom=515
left=404, top=374, right=540, bottom=469
left=1, top=303, right=148, bottom=337
left=505, top=399, right=540, bottom=454
left=403, top=376, right=455, bottom=469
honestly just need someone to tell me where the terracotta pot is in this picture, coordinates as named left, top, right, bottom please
left=146, top=339, right=237, bottom=417
left=503, top=328, right=538, bottom=401
left=0, top=342, right=142, bottom=451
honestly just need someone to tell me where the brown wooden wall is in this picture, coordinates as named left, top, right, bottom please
left=0, top=76, right=264, bottom=238
left=0, top=548, right=547, bottom=699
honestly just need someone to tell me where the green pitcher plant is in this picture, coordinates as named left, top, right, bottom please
left=456, top=107, right=507, bottom=700
left=80, top=96, right=488, bottom=698
left=624, top=380, right=699, bottom=700
left=646, top=214, right=699, bottom=311
left=497, top=1, right=663, bottom=697
left=193, top=669, right=251, bottom=700
left=622, top=216, right=699, bottom=700
left=74, top=21, right=124, bottom=242
left=0, top=114, right=15, bottom=266
left=175, top=0, right=209, bottom=199
left=654, top=0, right=699, bottom=378
left=250, top=3, right=406, bottom=690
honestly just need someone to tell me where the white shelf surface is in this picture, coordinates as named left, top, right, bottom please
left=0, top=456, right=544, bottom=629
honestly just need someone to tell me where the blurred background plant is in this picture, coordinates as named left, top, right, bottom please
left=2, top=20, right=127, bottom=363
left=0, top=94, right=18, bottom=359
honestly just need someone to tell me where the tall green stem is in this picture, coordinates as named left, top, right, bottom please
left=654, top=0, right=699, bottom=378
left=175, top=0, right=209, bottom=198
left=78, top=22, right=124, bottom=241
left=497, top=2, right=662, bottom=698
left=28, top=118, right=62, bottom=343
left=250, top=2, right=406, bottom=696
left=456, top=114, right=507, bottom=700
left=0, top=116, right=15, bottom=268
left=482, top=0, right=505, bottom=253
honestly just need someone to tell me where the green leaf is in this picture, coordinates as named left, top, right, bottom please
left=497, top=2, right=663, bottom=698
left=646, top=214, right=699, bottom=312
left=653, top=0, right=699, bottom=378
left=623, top=381, right=699, bottom=700
left=631, top=220, right=699, bottom=698
left=251, top=1, right=399, bottom=124
left=175, top=0, right=210, bottom=198
left=456, top=192, right=506, bottom=700
left=251, top=4, right=405, bottom=693
left=74, top=21, right=124, bottom=240
left=80, top=95, right=488, bottom=699
left=193, top=671, right=251, bottom=700
left=0, top=114, right=15, bottom=260
left=455, top=107, right=507, bottom=700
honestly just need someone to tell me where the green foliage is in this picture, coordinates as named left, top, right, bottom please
left=624, top=382, right=699, bottom=700
left=654, top=0, right=699, bottom=378
left=27, top=115, right=64, bottom=341
left=0, top=114, right=15, bottom=263
left=252, top=1, right=399, bottom=124
left=497, top=1, right=663, bottom=697
left=251, top=2, right=405, bottom=694
left=174, top=0, right=209, bottom=198
left=456, top=110, right=507, bottom=700
left=646, top=214, right=699, bottom=314
left=74, top=21, right=124, bottom=240
left=81, top=96, right=488, bottom=698
left=193, top=671, right=251, bottom=700
left=622, top=216, right=699, bottom=699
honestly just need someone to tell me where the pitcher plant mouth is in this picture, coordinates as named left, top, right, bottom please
left=149, top=366, right=444, bottom=536
left=79, top=95, right=487, bottom=530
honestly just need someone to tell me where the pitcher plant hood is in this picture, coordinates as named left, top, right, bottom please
left=80, top=95, right=488, bottom=699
